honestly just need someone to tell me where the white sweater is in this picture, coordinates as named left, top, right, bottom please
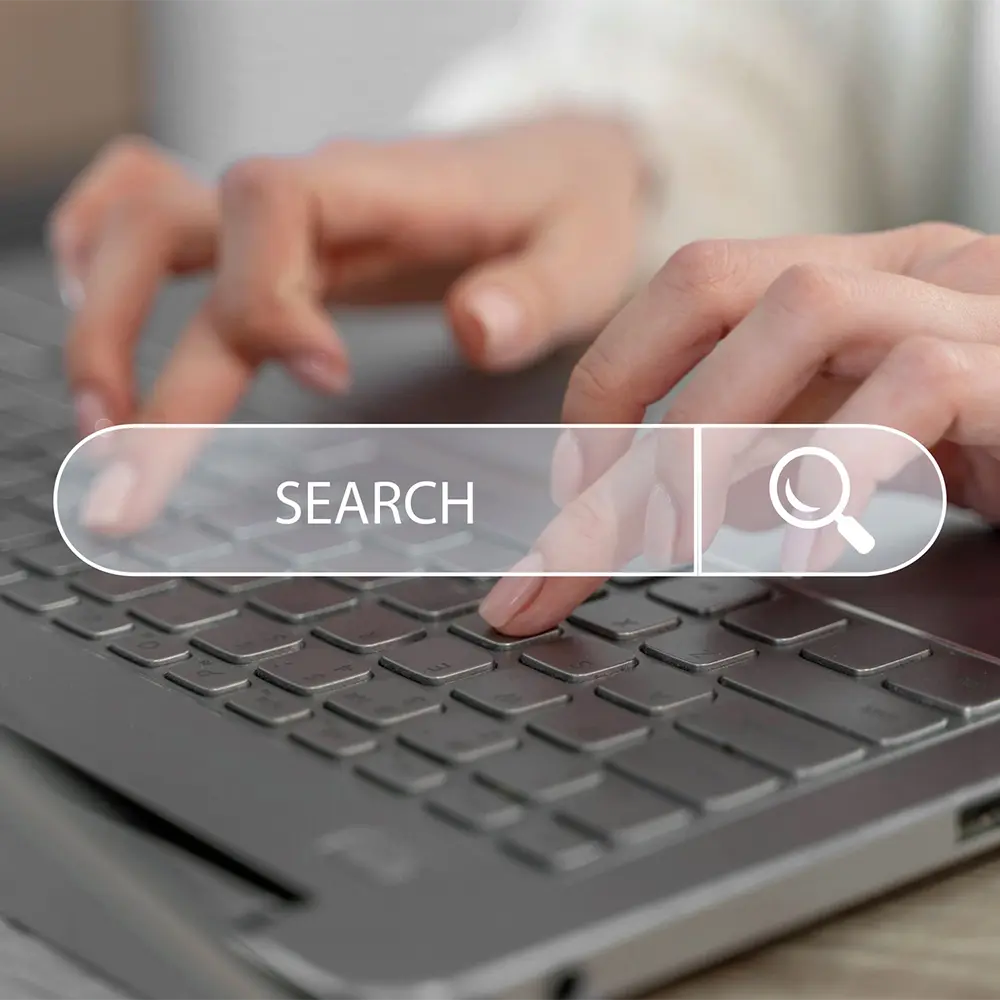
left=414, top=0, right=984, bottom=282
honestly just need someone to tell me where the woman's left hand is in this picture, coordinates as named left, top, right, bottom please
left=480, top=222, right=1000, bottom=634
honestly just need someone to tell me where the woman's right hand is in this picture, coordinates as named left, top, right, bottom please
left=49, top=114, right=649, bottom=438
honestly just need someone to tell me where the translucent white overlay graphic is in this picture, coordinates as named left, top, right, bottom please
left=54, top=424, right=946, bottom=578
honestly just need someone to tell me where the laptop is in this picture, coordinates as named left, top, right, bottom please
left=1, top=267, right=1000, bottom=1000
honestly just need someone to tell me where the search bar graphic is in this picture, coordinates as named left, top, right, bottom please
left=54, top=424, right=945, bottom=579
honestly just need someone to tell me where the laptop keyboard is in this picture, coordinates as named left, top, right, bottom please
left=0, top=290, right=997, bottom=877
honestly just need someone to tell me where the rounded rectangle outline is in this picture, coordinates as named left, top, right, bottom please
left=53, top=423, right=947, bottom=579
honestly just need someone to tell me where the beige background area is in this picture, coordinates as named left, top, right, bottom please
left=0, top=0, right=139, bottom=184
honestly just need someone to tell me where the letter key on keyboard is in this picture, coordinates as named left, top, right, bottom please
left=883, top=653, right=1000, bottom=717
left=609, top=732, right=781, bottom=811
left=380, top=578, right=489, bottom=620
left=380, top=636, right=494, bottom=685
left=254, top=644, right=372, bottom=695
left=556, top=776, right=691, bottom=845
left=503, top=819, right=602, bottom=872
left=448, top=613, right=561, bottom=650
left=248, top=579, right=356, bottom=622
left=426, top=779, right=524, bottom=832
left=191, top=615, right=303, bottom=663
left=326, top=677, right=442, bottom=727
left=398, top=709, right=518, bottom=763
left=641, top=622, right=758, bottom=672
left=3, top=578, right=78, bottom=613
left=520, top=635, right=636, bottom=683
left=356, top=747, right=447, bottom=794
left=721, top=657, right=947, bottom=746
left=801, top=622, right=931, bottom=676
left=55, top=603, right=133, bottom=639
left=313, top=606, right=425, bottom=653
left=722, top=595, right=847, bottom=645
left=568, top=594, right=681, bottom=640
left=648, top=578, right=770, bottom=616
left=227, top=686, right=313, bottom=726
left=595, top=664, right=714, bottom=715
left=289, top=716, right=378, bottom=759
left=110, top=630, right=191, bottom=668
left=130, top=584, right=239, bottom=632
left=166, top=658, right=250, bottom=696
left=451, top=667, right=571, bottom=717
left=678, top=694, right=866, bottom=778
left=526, top=697, right=650, bottom=752
left=72, top=572, right=176, bottom=603
left=475, top=743, right=602, bottom=803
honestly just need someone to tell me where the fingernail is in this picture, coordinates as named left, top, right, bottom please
left=287, top=354, right=351, bottom=395
left=56, top=266, right=85, bottom=311
left=74, top=389, right=113, bottom=439
left=81, top=460, right=137, bottom=530
left=550, top=430, right=583, bottom=507
left=466, top=287, right=525, bottom=365
left=643, top=484, right=676, bottom=567
left=479, top=551, right=545, bottom=628
left=782, top=526, right=815, bottom=574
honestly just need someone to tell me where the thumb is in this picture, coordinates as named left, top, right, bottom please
left=447, top=210, right=636, bottom=372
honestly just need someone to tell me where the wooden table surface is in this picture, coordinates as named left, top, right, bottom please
left=653, top=848, right=1000, bottom=998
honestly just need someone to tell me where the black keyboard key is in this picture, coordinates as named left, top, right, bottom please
left=475, top=744, right=602, bottom=803
left=596, top=665, right=714, bottom=715
left=452, top=667, right=571, bottom=718
left=609, top=732, right=780, bottom=811
left=380, top=637, right=494, bottom=686
left=380, top=578, right=488, bottom=620
left=130, top=585, right=239, bottom=632
left=884, top=654, right=1000, bottom=717
left=72, top=571, right=176, bottom=603
left=289, top=716, right=378, bottom=759
left=503, top=819, right=602, bottom=872
left=249, top=579, right=356, bottom=623
left=110, top=630, right=191, bottom=668
left=557, top=777, right=691, bottom=845
left=3, top=578, right=78, bottom=613
left=398, top=710, right=518, bottom=764
left=721, top=657, right=947, bottom=746
left=642, top=622, right=758, bottom=672
left=166, top=658, right=250, bottom=696
left=678, top=695, right=866, bottom=778
left=226, top=686, right=312, bottom=726
left=427, top=780, right=524, bottom=832
left=527, top=698, right=650, bottom=752
left=0, top=512, right=52, bottom=551
left=449, top=613, right=561, bottom=650
left=568, top=595, right=680, bottom=640
left=313, top=605, right=425, bottom=653
left=191, top=616, right=303, bottom=663
left=330, top=576, right=396, bottom=592
left=326, top=678, right=442, bottom=728
left=255, top=645, right=371, bottom=695
left=723, top=596, right=847, bottom=645
left=54, top=603, right=133, bottom=639
left=521, top=635, right=636, bottom=683
left=356, top=747, right=447, bottom=795
left=16, top=542, right=83, bottom=577
left=802, top=623, right=931, bottom=676
left=648, top=578, right=770, bottom=616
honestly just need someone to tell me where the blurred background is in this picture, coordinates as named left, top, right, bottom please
left=0, top=0, right=523, bottom=251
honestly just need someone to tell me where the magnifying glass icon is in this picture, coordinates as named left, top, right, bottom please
left=768, top=446, right=876, bottom=555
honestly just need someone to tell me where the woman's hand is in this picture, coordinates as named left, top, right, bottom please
left=479, top=222, right=1000, bottom=634
left=50, top=114, right=647, bottom=437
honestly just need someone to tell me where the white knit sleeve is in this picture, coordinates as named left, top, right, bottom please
left=412, top=0, right=871, bottom=284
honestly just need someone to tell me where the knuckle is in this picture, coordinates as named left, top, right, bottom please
left=887, top=336, right=966, bottom=390
left=208, top=284, right=292, bottom=349
left=765, top=263, right=847, bottom=320
left=910, top=220, right=980, bottom=248
left=653, top=239, right=740, bottom=297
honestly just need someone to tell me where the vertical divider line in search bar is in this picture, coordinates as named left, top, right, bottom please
left=693, top=425, right=703, bottom=576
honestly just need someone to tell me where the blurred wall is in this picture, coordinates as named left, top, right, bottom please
left=0, top=0, right=139, bottom=184
left=144, top=0, right=525, bottom=175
